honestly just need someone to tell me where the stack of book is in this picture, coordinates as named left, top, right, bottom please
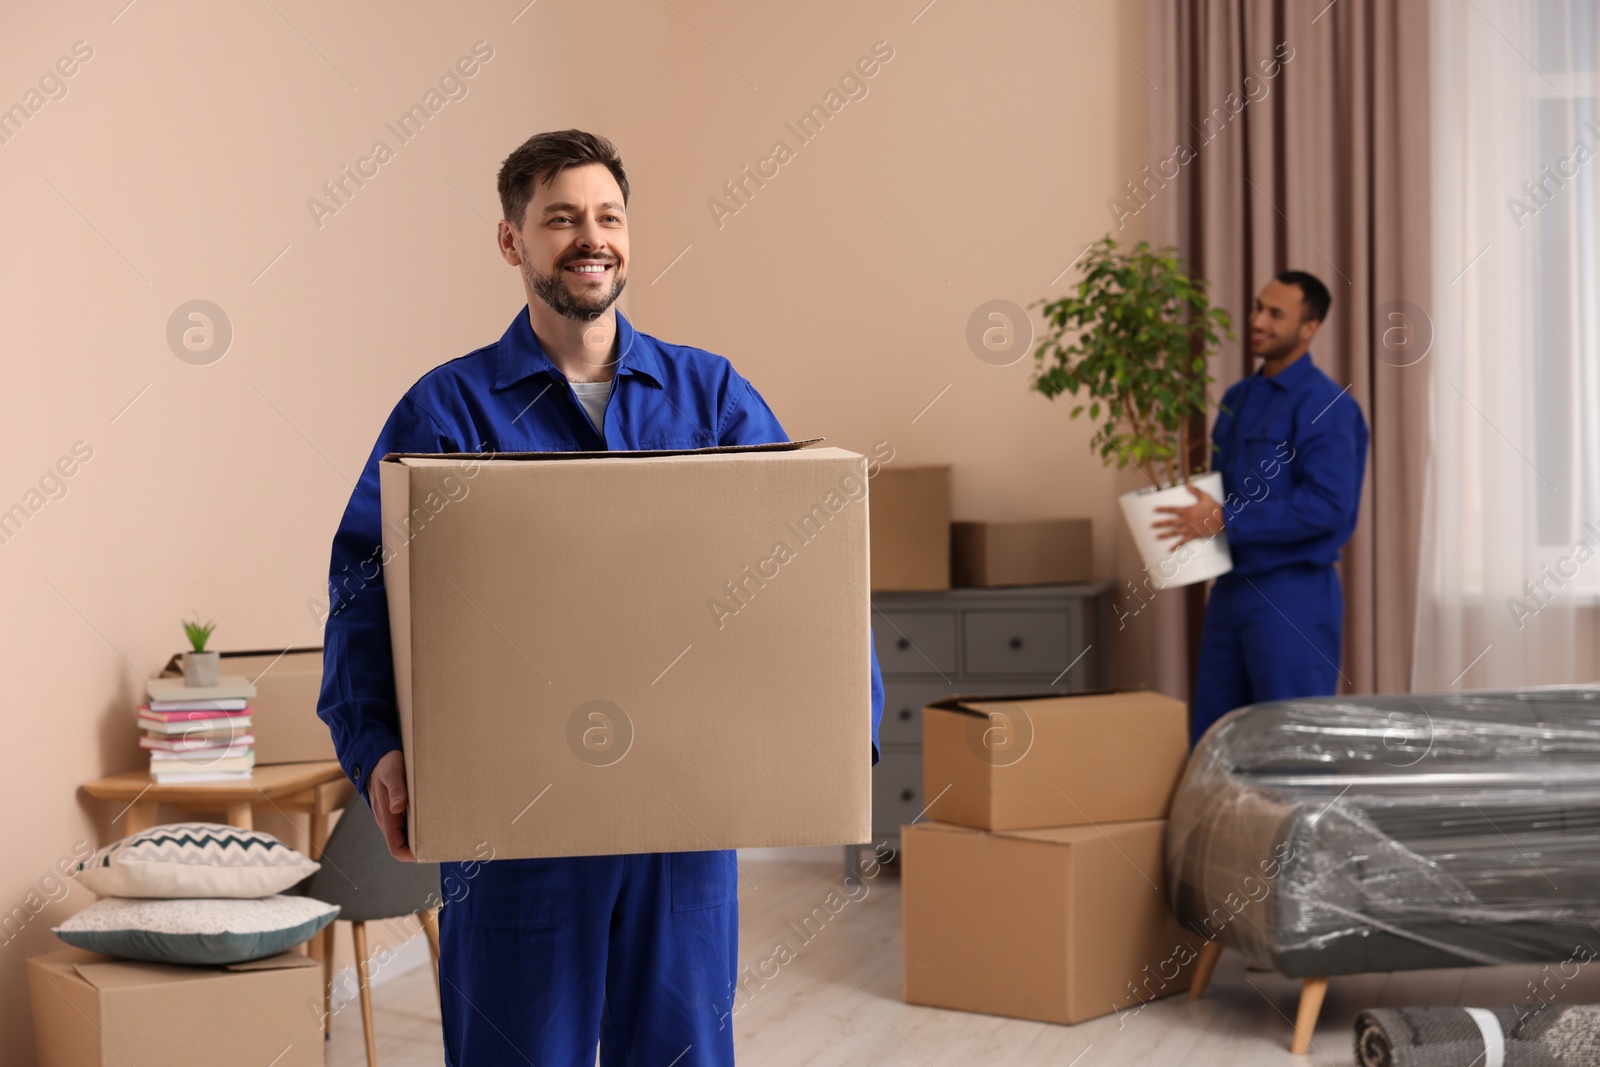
left=140, top=676, right=257, bottom=784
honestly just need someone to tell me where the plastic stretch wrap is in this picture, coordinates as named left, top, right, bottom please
left=1166, top=687, right=1600, bottom=976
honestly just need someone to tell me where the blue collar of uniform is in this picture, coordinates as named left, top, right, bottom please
left=1260, top=350, right=1316, bottom=390
left=492, top=306, right=664, bottom=391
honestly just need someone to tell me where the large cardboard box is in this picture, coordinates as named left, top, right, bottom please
left=902, top=818, right=1201, bottom=1025
left=380, top=441, right=872, bottom=862
left=951, top=518, right=1092, bottom=586
left=868, top=465, right=950, bottom=590
left=160, top=648, right=334, bottom=765
left=29, top=947, right=324, bottom=1066
left=922, top=690, right=1188, bottom=831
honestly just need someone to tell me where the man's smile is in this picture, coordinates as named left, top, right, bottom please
left=565, top=259, right=615, bottom=281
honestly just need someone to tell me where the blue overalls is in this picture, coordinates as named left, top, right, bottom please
left=315, top=306, right=886, bottom=1066
left=1191, top=351, right=1369, bottom=745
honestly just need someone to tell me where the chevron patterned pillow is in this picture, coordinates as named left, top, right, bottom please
left=74, top=823, right=319, bottom=899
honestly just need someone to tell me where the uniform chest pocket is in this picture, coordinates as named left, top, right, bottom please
left=1237, top=421, right=1297, bottom=502
left=669, top=850, right=737, bottom=911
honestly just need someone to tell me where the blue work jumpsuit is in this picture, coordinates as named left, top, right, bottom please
left=1190, top=351, right=1369, bottom=745
left=315, top=306, right=886, bottom=1066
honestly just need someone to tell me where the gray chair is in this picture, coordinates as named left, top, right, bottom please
left=296, top=799, right=442, bottom=1067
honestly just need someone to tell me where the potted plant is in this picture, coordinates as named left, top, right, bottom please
left=1030, top=237, right=1236, bottom=589
left=181, top=616, right=219, bottom=687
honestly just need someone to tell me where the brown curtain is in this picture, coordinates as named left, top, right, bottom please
left=1143, top=0, right=1431, bottom=696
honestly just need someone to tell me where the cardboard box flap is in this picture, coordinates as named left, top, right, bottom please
left=224, top=951, right=321, bottom=972
left=905, top=821, right=1161, bottom=847
left=72, top=951, right=317, bottom=991
left=905, top=820, right=977, bottom=837
left=925, top=687, right=1122, bottom=718
left=72, top=960, right=222, bottom=991
left=30, top=947, right=108, bottom=982
left=997, top=819, right=1166, bottom=846
left=382, top=436, right=825, bottom=464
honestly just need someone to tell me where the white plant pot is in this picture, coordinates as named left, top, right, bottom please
left=182, top=650, right=220, bottom=687
left=1118, top=470, right=1234, bottom=590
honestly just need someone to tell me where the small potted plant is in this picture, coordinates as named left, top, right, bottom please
left=181, top=616, right=219, bottom=687
left=1031, top=236, right=1236, bottom=588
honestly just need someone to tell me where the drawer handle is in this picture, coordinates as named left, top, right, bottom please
left=1009, top=636, right=1024, bottom=650
left=896, top=637, right=911, bottom=650
left=900, top=788, right=915, bottom=802
left=898, top=708, right=912, bottom=721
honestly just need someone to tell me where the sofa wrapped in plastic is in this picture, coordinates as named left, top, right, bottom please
left=1168, top=687, right=1600, bottom=1050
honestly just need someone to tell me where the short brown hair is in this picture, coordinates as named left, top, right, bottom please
left=497, top=129, right=629, bottom=227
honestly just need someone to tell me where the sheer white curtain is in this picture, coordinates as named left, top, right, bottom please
left=1417, top=0, right=1600, bottom=688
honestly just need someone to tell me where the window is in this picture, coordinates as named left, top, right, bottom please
left=1532, top=0, right=1600, bottom=560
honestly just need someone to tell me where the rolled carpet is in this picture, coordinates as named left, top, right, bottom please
left=1354, top=1005, right=1600, bottom=1067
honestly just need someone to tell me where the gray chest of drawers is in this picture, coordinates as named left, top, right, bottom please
left=851, top=582, right=1112, bottom=878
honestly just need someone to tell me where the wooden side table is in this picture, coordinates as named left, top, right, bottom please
left=80, top=760, right=358, bottom=1033
left=80, top=761, right=354, bottom=842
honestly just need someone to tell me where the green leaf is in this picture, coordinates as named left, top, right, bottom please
left=1026, top=234, right=1226, bottom=478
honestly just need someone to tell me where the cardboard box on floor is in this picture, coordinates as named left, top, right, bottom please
left=380, top=440, right=873, bottom=862
left=160, top=647, right=334, bottom=765
left=902, top=818, right=1202, bottom=1025
left=29, top=947, right=323, bottom=1067
left=922, top=690, right=1189, bottom=831
left=868, top=465, right=950, bottom=590
left=951, top=518, right=1093, bottom=586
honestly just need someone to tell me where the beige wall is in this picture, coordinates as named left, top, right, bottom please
left=0, top=2, right=1150, bottom=1061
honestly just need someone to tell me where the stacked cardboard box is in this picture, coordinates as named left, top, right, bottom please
left=950, top=518, right=1093, bottom=586
left=29, top=947, right=323, bottom=1066
left=903, top=690, right=1200, bottom=1025
left=868, top=465, right=951, bottom=590
left=159, top=648, right=334, bottom=765
left=868, top=472, right=1098, bottom=591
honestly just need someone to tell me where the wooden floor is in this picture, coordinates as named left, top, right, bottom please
left=327, top=856, right=1600, bottom=1066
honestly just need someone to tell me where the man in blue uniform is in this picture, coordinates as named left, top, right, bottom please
left=315, top=129, right=885, bottom=1066
left=1154, top=271, right=1368, bottom=745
